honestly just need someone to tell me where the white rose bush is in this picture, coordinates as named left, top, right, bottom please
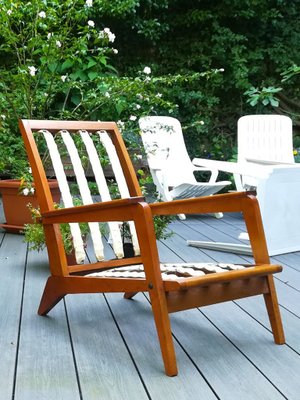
left=0, top=0, right=223, bottom=178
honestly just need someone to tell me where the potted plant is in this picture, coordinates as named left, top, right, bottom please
left=0, top=163, right=60, bottom=233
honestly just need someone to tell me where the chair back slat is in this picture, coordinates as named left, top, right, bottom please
left=98, top=131, right=140, bottom=256
left=42, top=130, right=86, bottom=263
left=60, top=130, right=104, bottom=261
left=79, top=130, right=124, bottom=258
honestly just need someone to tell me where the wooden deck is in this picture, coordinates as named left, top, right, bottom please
left=1, top=201, right=300, bottom=399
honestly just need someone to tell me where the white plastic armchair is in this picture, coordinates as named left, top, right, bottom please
left=139, top=116, right=231, bottom=219
left=191, top=114, right=300, bottom=256
left=193, top=114, right=295, bottom=191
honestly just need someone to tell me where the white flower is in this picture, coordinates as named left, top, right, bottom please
left=136, top=154, right=143, bottom=160
left=56, top=40, right=62, bottom=48
left=143, top=66, right=151, bottom=75
left=104, top=91, right=110, bottom=98
left=135, top=104, right=141, bottom=109
left=38, top=11, right=46, bottom=18
left=88, top=20, right=95, bottom=28
left=7, top=10, right=12, bottom=15
left=28, top=167, right=32, bottom=173
left=99, top=28, right=116, bottom=42
left=117, top=120, right=125, bottom=130
left=219, top=68, right=225, bottom=72
left=156, top=93, right=162, bottom=98
left=144, top=76, right=151, bottom=82
left=44, top=93, right=48, bottom=97
left=47, top=33, right=52, bottom=40
left=28, top=66, right=37, bottom=76
left=61, top=75, right=67, bottom=82
left=108, top=32, right=115, bottom=42
left=1, top=115, right=6, bottom=120
left=129, top=115, right=137, bottom=121
left=22, top=188, right=29, bottom=196
left=30, top=187, right=35, bottom=194
left=85, top=0, right=93, bottom=6
left=112, top=48, right=118, bottom=54
left=199, top=120, right=205, bottom=125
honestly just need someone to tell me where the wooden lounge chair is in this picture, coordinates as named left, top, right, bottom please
left=19, top=119, right=285, bottom=376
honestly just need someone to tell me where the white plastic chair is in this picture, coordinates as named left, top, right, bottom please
left=139, top=116, right=231, bottom=219
left=191, top=114, right=300, bottom=255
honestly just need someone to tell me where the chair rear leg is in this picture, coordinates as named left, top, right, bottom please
left=264, top=275, right=285, bottom=344
left=38, top=277, right=65, bottom=316
left=149, top=289, right=178, bottom=376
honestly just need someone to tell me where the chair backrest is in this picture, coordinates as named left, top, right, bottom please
left=139, top=116, right=197, bottom=187
left=19, top=120, right=142, bottom=266
left=237, top=115, right=294, bottom=164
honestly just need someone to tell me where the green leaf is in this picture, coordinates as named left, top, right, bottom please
left=71, top=94, right=81, bottom=105
left=262, top=98, right=269, bottom=106
left=48, top=62, right=59, bottom=73
left=99, top=56, right=107, bottom=66
left=87, top=71, right=98, bottom=81
left=61, top=59, right=74, bottom=71
left=249, top=98, right=258, bottom=106
left=87, top=58, right=97, bottom=69
left=270, top=98, right=279, bottom=107
left=116, top=100, right=125, bottom=115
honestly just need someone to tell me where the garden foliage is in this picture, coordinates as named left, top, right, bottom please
left=0, top=0, right=299, bottom=177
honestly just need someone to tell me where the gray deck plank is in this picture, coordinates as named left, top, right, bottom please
left=168, top=221, right=247, bottom=264
left=0, top=234, right=27, bottom=400
left=240, top=255, right=300, bottom=317
left=1, top=207, right=300, bottom=399
left=106, top=293, right=218, bottom=400
left=170, top=307, right=286, bottom=400
left=14, top=249, right=80, bottom=400
left=65, top=293, right=150, bottom=400
left=202, top=301, right=300, bottom=400
left=236, top=295, right=300, bottom=353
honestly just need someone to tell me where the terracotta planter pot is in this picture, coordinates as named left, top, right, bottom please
left=0, top=179, right=60, bottom=233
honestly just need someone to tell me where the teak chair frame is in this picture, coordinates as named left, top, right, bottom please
left=19, top=119, right=285, bottom=376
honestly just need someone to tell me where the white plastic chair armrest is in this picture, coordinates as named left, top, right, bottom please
left=193, top=157, right=278, bottom=180
left=245, top=157, right=294, bottom=165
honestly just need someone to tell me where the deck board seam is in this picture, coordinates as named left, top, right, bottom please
left=11, top=243, right=28, bottom=400
left=103, top=293, right=152, bottom=400
left=141, top=293, right=221, bottom=400
left=64, top=298, right=84, bottom=400
left=199, top=308, right=289, bottom=400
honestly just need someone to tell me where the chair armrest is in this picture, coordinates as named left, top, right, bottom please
left=193, top=158, right=244, bottom=174
left=245, top=157, right=294, bottom=165
left=193, top=157, right=273, bottom=179
left=150, top=191, right=270, bottom=263
left=41, top=196, right=145, bottom=224
left=149, top=191, right=257, bottom=216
